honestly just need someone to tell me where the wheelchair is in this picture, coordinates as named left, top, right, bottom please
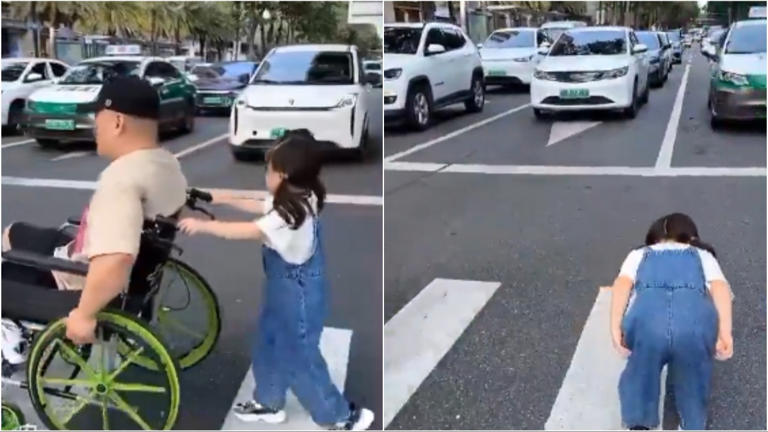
left=1, top=188, right=220, bottom=430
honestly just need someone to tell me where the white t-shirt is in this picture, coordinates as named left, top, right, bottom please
left=255, top=194, right=317, bottom=265
left=619, top=242, right=727, bottom=289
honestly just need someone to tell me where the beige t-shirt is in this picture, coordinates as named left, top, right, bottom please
left=52, top=148, right=187, bottom=290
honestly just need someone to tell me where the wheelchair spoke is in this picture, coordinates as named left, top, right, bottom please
left=107, top=346, right=145, bottom=381
left=158, top=312, right=205, bottom=340
left=107, top=390, right=153, bottom=430
left=53, top=339, right=98, bottom=380
left=39, top=377, right=97, bottom=388
left=111, top=382, right=167, bottom=393
left=102, top=395, right=109, bottom=431
left=57, top=390, right=99, bottom=427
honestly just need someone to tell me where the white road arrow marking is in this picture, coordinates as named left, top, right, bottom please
left=221, top=327, right=352, bottom=430
left=546, top=121, right=602, bottom=147
left=545, top=288, right=666, bottom=430
left=383, top=278, right=501, bottom=428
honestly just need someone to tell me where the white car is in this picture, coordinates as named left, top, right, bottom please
left=2, top=58, right=69, bottom=128
left=531, top=26, right=650, bottom=119
left=479, top=27, right=549, bottom=87
left=229, top=44, right=372, bottom=160
left=383, top=22, right=485, bottom=130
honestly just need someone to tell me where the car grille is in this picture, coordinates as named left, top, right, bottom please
left=541, top=96, right=614, bottom=105
left=548, top=71, right=610, bottom=83
left=246, top=105, right=333, bottom=112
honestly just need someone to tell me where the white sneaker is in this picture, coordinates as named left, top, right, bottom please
left=232, top=400, right=287, bottom=423
left=332, top=406, right=375, bottom=431
left=1, top=320, right=27, bottom=365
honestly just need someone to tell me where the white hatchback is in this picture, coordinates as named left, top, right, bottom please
left=2, top=58, right=69, bottom=128
left=531, top=26, right=651, bottom=119
left=479, top=27, right=548, bottom=87
left=230, top=44, right=373, bottom=160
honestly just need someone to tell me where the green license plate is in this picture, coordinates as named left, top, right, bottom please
left=487, top=69, right=506, bottom=76
left=270, top=127, right=287, bottom=139
left=203, top=97, right=225, bottom=105
left=560, top=89, right=589, bottom=99
left=44, top=119, right=75, bottom=130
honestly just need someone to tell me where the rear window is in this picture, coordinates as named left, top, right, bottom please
left=550, top=30, right=627, bottom=56
left=484, top=30, right=535, bottom=48
left=636, top=32, right=660, bottom=49
left=1, top=62, right=27, bottom=82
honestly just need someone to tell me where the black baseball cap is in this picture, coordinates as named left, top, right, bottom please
left=93, top=76, right=160, bottom=120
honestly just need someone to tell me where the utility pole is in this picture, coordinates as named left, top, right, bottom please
left=459, top=0, right=467, bottom=33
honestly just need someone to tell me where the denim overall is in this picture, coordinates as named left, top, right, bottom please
left=252, top=219, right=351, bottom=425
left=619, top=247, right=718, bottom=430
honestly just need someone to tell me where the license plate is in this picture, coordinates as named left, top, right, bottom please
left=44, top=119, right=75, bottom=130
left=203, top=97, right=226, bottom=105
left=270, top=127, right=287, bottom=139
left=487, top=69, right=506, bottom=76
left=560, top=89, right=589, bottom=99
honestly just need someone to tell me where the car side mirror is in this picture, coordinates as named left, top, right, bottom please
left=25, top=72, right=43, bottom=82
left=633, top=44, right=648, bottom=54
left=476, top=43, right=483, bottom=49
left=539, top=41, right=551, bottom=49
left=365, top=72, right=381, bottom=86
left=51, top=77, right=60, bottom=85
left=538, top=46, right=550, bottom=55
left=147, top=76, right=165, bottom=88
left=426, top=44, right=446, bottom=55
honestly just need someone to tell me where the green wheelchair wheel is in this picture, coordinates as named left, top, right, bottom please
left=2, top=403, right=25, bottom=430
left=27, top=310, right=180, bottom=430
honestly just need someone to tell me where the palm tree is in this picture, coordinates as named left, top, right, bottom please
left=76, top=2, right=142, bottom=38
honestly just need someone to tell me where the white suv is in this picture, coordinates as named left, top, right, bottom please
left=384, top=22, right=485, bottom=130
left=2, top=58, right=69, bottom=129
left=230, top=44, right=373, bottom=160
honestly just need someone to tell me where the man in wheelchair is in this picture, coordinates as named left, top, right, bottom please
left=2, top=75, right=188, bottom=349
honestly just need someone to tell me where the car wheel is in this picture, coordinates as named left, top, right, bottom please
left=36, top=139, right=59, bottom=149
left=465, top=75, right=485, bottom=113
left=179, top=103, right=195, bottom=134
left=623, top=81, right=639, bottom=119
left=406, top=85, right=432, bottom=131
left=533, top=108, right=548, bottom=121
left=710, top=115, right=723, bottom=129
left=7, top=100, right=24, bottom=130
left=640, top=79, right=650, bottom=105
left=351, top=120, right=369, bottom=161
left=232, top=148, right=260, bottom=162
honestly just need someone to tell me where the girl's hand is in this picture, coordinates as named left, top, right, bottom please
left=715, top=332, right=733, bottom=361
left=178, top=218, right=209, bottom=236
left=611, top=326, right=631, bottom=358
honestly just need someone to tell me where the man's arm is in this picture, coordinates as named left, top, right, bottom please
left=76, top=253, right=134, bottom=317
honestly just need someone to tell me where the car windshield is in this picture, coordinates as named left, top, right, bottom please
left=60, top=61, right=140, bottom=84
left=484, top=30, right=535, bottom=48
left=218, top=62, right=257, bottom=78
left=667, top=32, right=681, bottom=42
left=385, top=27, right=423, bottom=54
left=636, top=32, right=660, bottom=49
left=550, top=30, right=627, bottom=56
left=1, top=62, right=28, bottom=82
left=725, top=23, right=766, bottom=54
left=252, top=51, right=353, bottom=85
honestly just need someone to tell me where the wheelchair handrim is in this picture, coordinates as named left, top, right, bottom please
left=2, top=404, right=25, bottom=430
left=26, top=311, right=180, bottom=430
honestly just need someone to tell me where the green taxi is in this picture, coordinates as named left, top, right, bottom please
left=708, top=19, right=766, bottom=128
left=22, top=56, right=197, bottom=147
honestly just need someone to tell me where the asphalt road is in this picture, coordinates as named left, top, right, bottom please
left=384, top=50, right=766, bottom=430
left=1, top=90, right=383, bottom=429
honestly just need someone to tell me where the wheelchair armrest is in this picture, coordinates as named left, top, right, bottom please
left=66, top=216, right=82, bottom=225
left=2, top=249, right=88, bottom=276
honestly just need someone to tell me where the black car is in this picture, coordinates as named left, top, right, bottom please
left=190, top=61, right=259, bottom=113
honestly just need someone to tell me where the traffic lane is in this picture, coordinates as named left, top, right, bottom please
left=384, top=88, right=529, bottom=159
left=1, top=186, right=383, bottom=430
left=396, top=69, right=685, bottom=167
left=384, top=173, right=765, bottom=429
left=672, top=52, right=766, bottom=168
left=1, top=116, right=228, bottom=179
left=179, top=135, right=382, bottom=197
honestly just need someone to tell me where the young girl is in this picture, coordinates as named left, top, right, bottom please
left=609, top=213, right=733, bottom=430
left=178, top=132, right=374, bottom=431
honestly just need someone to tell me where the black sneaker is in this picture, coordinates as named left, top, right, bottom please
left=628, top=427, right=650, bottom=431
left=232, top=400, right=286, bottom=424
left=331, top=404, right=375, bottom=430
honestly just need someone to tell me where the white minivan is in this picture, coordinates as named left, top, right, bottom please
left=531, top=26, right=651, bottom=119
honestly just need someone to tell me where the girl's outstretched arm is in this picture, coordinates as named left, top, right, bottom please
left=710, top=280, right=733, bottom=360
left=178, top=218, right=263, bottom=241
left=609, top=275, right=633, bottom=357
left=211, top=191, right=265, bottom=215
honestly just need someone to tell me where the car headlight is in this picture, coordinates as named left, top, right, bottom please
left=384, top=68, right=402, bottom=80
left=603, top=66, right=628, bottom=79
left=335, top=94, right=358, bottom=108
left=718, top=70, right=749, bottom=86
left=513, top=54, right=536, bottom=62
left=534, top=69, right=556, bottom=81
